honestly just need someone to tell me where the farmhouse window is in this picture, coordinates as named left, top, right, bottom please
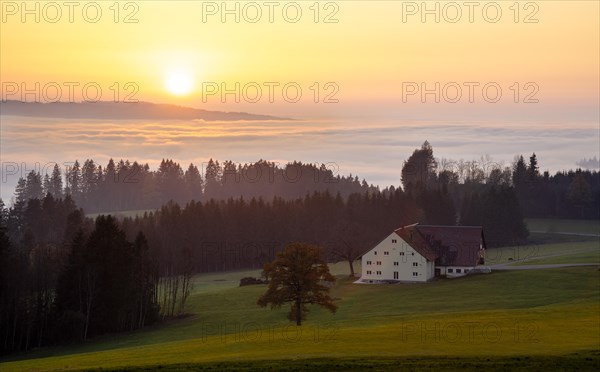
left=456, top=269, right=462, bottom=273
left=384, top=251, right=389, bottom=255
left=412, top=262, right=418, bottom=267
left=392, top=239, right=397, bottom=243
left=393, top=262, right=399, bottom=266
left=366, top=261, right=372, bottom=265
left=376, top=261, right=381, bottom=265
left=448, top=268, right=453, bottom=273
left=367, top=270, right=372, bottom=275
left=376, top=271, right=381, bottom=275
left=400, top=252, right=404, bottom=256
left=393, top=271, right=399, bottom=279
left=412, top=272, right=418, bottom=276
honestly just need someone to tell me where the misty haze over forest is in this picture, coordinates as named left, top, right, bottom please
left=1, top=102, right=598, bottom=203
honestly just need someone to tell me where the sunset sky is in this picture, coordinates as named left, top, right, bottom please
left=1, top=1, right=599, bottom=200
left=2, top=1, right=598, bottom=113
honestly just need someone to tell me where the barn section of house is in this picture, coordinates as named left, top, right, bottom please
left=358, top=223, right=486, bottom=283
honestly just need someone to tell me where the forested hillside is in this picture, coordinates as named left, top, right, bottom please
left=1, top=142, right=598, bottom=353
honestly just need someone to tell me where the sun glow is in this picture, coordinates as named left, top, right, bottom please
left=165, top=69, right=194, bottom=96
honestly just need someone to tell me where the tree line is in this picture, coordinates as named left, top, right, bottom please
left=11, top=159, right=375, bottom=213
left=11, top=148, right=598, bottom=220
left=0, top=193, right=167, bottom=353
left=401, top=142, right=599, bottom=221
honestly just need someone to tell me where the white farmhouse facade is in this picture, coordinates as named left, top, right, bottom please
left=360, top=231, right=435, bottom=283
left=359, top=223, right=486, bottom=283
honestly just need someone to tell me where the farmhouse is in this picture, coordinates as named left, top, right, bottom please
left=358, top=223, right=486, bottom=283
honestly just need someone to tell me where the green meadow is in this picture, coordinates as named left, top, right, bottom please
left=1, top=222, right=599, bottom=371
left=488, top=240, right=599, bottom=265
left=525, top=218, right=600, bottom=235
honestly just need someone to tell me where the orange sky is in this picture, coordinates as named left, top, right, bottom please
left=1, top=1, right=598, bottom=117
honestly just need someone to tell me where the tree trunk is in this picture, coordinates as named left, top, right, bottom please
left=170, top=275, right=179, bottom=316
left=160, top=276, right=168, bottom=318
left=295, top=300, right=301, bottom=326
left=348, top=259, right=355, bottom=277
left=138, top=295, right=144, bottom=329
left=11, top=306, right=18, bottom=350
left=84, top=272, right=94, bottom=341
left=84, top=295, right=92, bottom=341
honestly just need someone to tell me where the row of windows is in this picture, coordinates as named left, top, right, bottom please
left=392, top=272, right=422, bottom=278
left=367, top=268, right=469, bottom=275
left=374, top=250, right=414, bottom=256
left=366, top=271, right=420, bottom=277
left=447, top=268, right=468, bottom=274
left=367, top=268, right=469, bottom=279
left=369, top=261, right=419, bottom=266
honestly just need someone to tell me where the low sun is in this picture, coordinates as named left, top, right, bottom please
left=165, top=69, right=194, bottom=96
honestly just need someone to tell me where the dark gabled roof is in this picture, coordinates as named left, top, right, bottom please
left=395, top=223, right=485, bottom=267
left=394, top=224, right=438, bottom=261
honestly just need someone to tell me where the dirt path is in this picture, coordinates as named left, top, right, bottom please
left=491, top=263, right=598, bottom=270
left=530, top=230, right=600, bottom=237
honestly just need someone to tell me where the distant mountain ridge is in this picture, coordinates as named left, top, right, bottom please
left=0, top=100, right=287, bottom=121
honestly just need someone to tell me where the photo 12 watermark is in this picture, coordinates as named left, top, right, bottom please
left=399, top=320, right=540, bottom=343
left=1, top=81, right=140, bottom=103
left=200, top=81, right=339, bottom=104
left=401, top=1, right=540, bottom=23
left=198, top=320, right=339, bottom=344
left=199, top=1, right=340, bottom=23
left=401, top=82, right=540, bottom=103
left=1, top=1, right=141, bottom=23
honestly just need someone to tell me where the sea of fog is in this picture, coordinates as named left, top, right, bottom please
left=1, top=115, right=598, bottom=203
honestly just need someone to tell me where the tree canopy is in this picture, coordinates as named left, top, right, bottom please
left=401, top=140, right=438, bottom=193
left=257, top=243, right=337, bottom=326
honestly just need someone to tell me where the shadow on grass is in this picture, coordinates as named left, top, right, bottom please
left=83, top=351, right=600, bottom=371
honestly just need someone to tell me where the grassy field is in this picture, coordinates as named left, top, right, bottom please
left=70, top=353, right=600, bottom=371
left=525, top=218, right=600, bottom=235
left=487, top=240, right=599, bottom=265
left=2, top=220, right=599, bottom=371
left=488, top=218, right=599, bottom=266
left=511, top=248, right=599, bottom=266
left=1, top=265, right=598, bottom=371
